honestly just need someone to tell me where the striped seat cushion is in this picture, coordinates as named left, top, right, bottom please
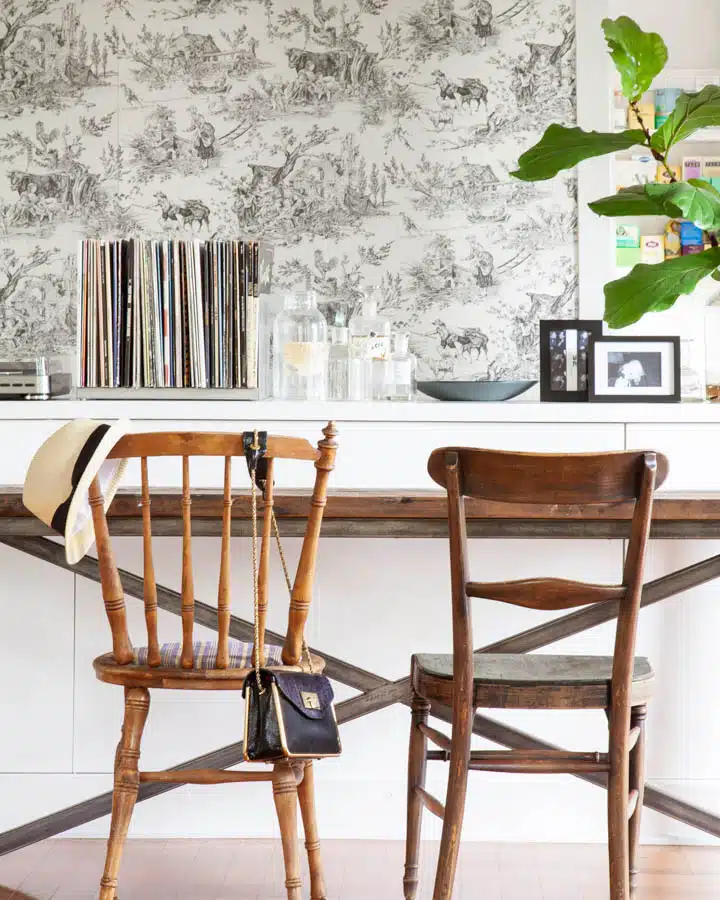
left=134, top=640, right=284, bottom=670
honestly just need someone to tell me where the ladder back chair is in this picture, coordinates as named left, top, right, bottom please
left=89, top=423, right=338, bottom=900
left=404, top=447, right=668, bottom=900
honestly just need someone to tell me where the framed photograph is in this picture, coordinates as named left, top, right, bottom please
left=540, top=320, right=603, bottom=402
left=589, top=336, right=681, bottom=403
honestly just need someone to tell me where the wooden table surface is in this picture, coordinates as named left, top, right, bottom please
left=3, top=489, right=720, bottom=538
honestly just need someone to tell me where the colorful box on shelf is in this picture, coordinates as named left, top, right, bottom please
left=683, top=157, right=704, bottom=180
left=641, top=235, right=665, bottom=264
left=656, top=164, right=681, bottom=184
left=616, top=247, right=642, bottom=268
left=703, top=157, right=720, bottom=178
left=665, top=221, right=682, bottom=258
left=628, top=101, right=655, bottom=131
left=655, top=89, right=682, bottom=128
left=680, top=222, right=704, bottom=245
left=616, top=224, right=641, bottom=248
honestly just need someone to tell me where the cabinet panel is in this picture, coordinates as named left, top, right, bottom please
left=627, top=425, right=720, bottom=492
left=0, top=544, right=74, bottom=772
left=114, top=421, right=625, bottom=491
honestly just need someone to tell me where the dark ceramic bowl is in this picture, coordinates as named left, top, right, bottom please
left=416, top=380, right=537, bottom=402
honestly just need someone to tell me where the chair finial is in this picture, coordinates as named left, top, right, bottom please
left=321, top=421, right=338, bottom=447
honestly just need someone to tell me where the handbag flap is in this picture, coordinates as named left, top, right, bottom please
left=271, top=671, right=335, bottom=720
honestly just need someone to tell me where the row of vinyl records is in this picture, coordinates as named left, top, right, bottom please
left=78, top=238, right=267, bottom=389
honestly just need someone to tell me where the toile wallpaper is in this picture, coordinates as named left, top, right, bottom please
left=0, top=0, right=576, bottom=380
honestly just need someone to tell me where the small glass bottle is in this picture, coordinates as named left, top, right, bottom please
left=349, top=287, right=391, bottom=400
left=273, top=291, right=328, bottom=401
left=374, top=332, right=416, bottom=400
left=328, top=324, right=350, bottom=401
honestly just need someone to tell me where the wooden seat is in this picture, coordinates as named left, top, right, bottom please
left=413, top=653, right=654, bottom=710
left=94, top=650, right=326, bottom=691
left=404, top=447, right=668, bottom=900
left=86, top=424, right=338, bottom=900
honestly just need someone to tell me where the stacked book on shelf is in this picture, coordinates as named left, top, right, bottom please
left=79, top=238, right=268, bottom=391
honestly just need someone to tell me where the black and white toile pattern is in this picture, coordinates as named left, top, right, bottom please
left=0, top=0, right=577, bottom=379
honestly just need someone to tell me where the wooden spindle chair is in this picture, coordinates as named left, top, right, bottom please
left=404, top=447, right=668, bottom=900
left=89, top=423, right=338, bottom=900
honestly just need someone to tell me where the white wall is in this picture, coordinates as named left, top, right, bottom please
left=609, top=1, right=720, bottom=69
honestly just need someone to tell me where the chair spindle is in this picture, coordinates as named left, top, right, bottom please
left=89, top=477, right=133, bottom=665
left=140, top=458, right=161, bottom=667
left=283, top=422, right=338, bottom=666
left=217, top=456, right=233, bottom=669
left=180, top=455, right=195, bottom=669
left=255, top=456, right=275, bottom=668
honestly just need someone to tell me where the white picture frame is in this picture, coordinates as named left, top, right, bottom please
left=589, top=336, right=681, bottom=403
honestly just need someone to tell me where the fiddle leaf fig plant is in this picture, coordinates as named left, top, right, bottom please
left=511, top=16, right=720, bottom=329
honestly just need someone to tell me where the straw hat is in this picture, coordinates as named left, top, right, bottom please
left=23, top=419, right=130, bottom=564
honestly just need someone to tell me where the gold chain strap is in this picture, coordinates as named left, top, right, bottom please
left=270, top=509, right=315, bottom=674
left=249, top=439, right=264, bottom=693
left=249, top=430, right=314, bottom=683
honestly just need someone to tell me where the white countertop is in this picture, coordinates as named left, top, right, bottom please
left=1, top=398, right=720, bottom=423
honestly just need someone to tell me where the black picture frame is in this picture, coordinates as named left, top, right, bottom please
left=588, top=336, right=681, bottom=403
left=539, top=319, right=603, bottom=402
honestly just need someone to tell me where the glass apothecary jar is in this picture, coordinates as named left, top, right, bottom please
left=273, top=291, right=328, bottom=401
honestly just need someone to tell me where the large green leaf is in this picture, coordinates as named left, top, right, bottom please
left=589, top=185, right=681, bottom=218
left=604, top=249, right=720, bottom=328
left=652, top=86, right=720, bottom=153
left=511, top=125, right=645, bottom=182
left=602, top=16, right=668, bottom=102
left=646, top=180, right=720, bottom=230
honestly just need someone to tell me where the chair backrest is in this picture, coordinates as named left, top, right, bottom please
left=90, top=423, right=338, bottom=669
left=427, top=447, right=668, bottom=726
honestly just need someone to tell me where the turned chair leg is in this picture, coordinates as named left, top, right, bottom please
left=607, top=701, right=632, bottom=900
left=297, top=760, right=327, bottom=900
left=273, top=761, right=302, bottom=900
left=99, top=687, right=150, bottom=900
left=629, top=705, right=648, bottom=898
left=432, top=701, right=473, bottom=900
left=404, top=695, right=431, bottom=900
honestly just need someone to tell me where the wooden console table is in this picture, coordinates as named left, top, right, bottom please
left=1, top=488, right=720, bottom=853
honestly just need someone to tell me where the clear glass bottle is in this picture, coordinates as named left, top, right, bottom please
left=328, top=324, right=350, bottom=401
left=373, top=332, right=416, bottom=400
left=349, top=286, right=391, bottom=400
left=272, top=291, right=328, bottom=401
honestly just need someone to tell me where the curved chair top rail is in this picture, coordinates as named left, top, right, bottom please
left=109, top=431, right=321, bottom=462
left=427, top=447, right=669, bottom=506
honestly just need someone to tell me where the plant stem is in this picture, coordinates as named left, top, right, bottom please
left=629, top=100, right=677, bottom=183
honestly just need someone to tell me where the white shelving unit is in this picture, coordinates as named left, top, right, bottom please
left=573, top=37, right=720, bottom=399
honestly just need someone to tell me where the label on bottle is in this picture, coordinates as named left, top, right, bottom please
left=394, top=359, right=412, bottom=384
left=351, top=334, right=390, bottom=360
left=283, top=341, right=326, bottom=377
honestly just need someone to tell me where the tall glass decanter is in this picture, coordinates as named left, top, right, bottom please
left=273, top=291, right=328, bottom=401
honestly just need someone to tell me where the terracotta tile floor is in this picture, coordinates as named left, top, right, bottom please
left=0, top=839, right=717, bottom=899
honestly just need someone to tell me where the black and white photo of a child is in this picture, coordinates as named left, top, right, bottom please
left=608, top=352, right=663, bottom=389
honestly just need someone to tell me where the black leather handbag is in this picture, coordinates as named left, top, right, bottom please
left=243, top=669, right=341, bottom=761
left=242, top=430, right=341, bottom=762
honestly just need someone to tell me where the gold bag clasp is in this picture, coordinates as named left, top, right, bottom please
left=301, top=691, right=320, bottom=710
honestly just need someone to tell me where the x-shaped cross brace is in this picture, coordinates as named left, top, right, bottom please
left=1, top=534, right=719, bottom=855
